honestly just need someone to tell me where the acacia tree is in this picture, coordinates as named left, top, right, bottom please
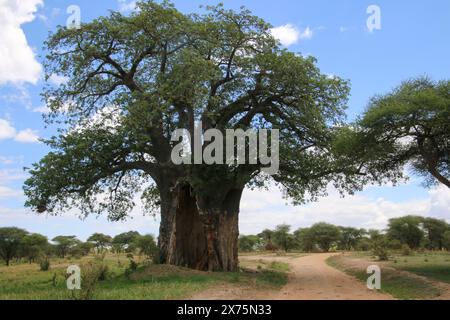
left=0, top=228, right=28, bottom=266
left=21, top=233, right=49, bottom=264
left=308, top=223, right=341, bottom=252
left=52, top=236, right=79, bottom=258
left=338, top=227, right=366, bottom=251
left=340, top=77, right=449, bottom=189
left=272, top=224, right=297, bottom=252
left=24, top=1, right=360, bottom=271
left=422, top=218, right=449, bottom=250
left=134, top=234, right=158, bottom=259
left=87, top=233, right=112, bottom=253
left=387, top=216, right=424, bottom=250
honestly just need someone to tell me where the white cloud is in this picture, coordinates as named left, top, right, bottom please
left=339, top=26, right=349, bottom=33
left=0, top=168, right=27, bottom=182
left=0, top=86, right=32, bottom=109
left=14, top=128, right=40, bottom=143
left=0, top=156, right=23, bottom=165
left=0, top=185, right=22, bottom=198
left=0, top=0, right=43, bottom=85
left=300, top=27, right=313, bottom=40
left=32, top=105, right=50, bottom=113
left=270, top=24, right=313, bottom=46
left=0, top=118, right=39, bottom=143
left=48, top=73, right=69, bottom=86
left=118, top=0, right=136, bottom=13
left=0, top=119, right=16, bottom=140
left=239, top=185, right=450, bottom=234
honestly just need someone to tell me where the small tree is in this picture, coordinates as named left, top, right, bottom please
left=87, top=233, right=112, bottom=253
left=272, top=224, right=297, bottom=252
left=238, top=235, right=262, bottom=252
left=71, top=242, right=93, bottom=257
left=387, top=216, right=424, bottom=250
left=21, top=233, right=49, bottom=264
left=52, top=236, right=79, bottom=258
left=134, top=235, right=158, bottom=260
left=338, top=227, right=366, bottom=251
left=443, top=231, right=450, bottom=251
left=422, top=218, right=449, bottom=250
left=308, top=223, right=341, bottom=252
left=369, top=230, right=390, bottom=261
left=258, top=229, right=277, bottom=251
left=294, top=228, right=314, bottom=252
left=0, top=228, right=28, bottom=266
left=112, top=231, right=140, bottom=255
left=355, top=237, right=371, bottom=251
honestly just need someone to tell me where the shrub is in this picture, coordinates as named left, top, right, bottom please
left=124, top=259, right=139, bottom=278
left=265, top=242, right=278, bottom=251
left=387, top=239, right=402, bottom=250
left=152, top=254, right=161, bottom=265
left=72, top=262, right=105, bottom=300
left=97, top=264, right=109, bottom=281
left=401, top=244, right=412, bottom=256
left=39, top=257, right=50, bottom=271
left=52, top=273, right=57, bottom=287
left=373, top=245, right=389, bottom=261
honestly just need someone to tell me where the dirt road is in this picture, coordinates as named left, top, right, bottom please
left=191, top=253, right=394, bottom=300
left=265, top=253, right=392, bottom=300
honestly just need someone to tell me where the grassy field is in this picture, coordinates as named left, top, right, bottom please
left=0, top=254, right=288, bottom=300
left=327, top=251, right=450, bottom=300
left=390, top=252, right=450, bottom=283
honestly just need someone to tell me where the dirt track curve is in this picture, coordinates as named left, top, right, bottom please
left=191, top=253, right=394, bottom=300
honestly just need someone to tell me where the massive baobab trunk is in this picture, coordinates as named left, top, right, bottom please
left=158, top=184, right=242, bottom=271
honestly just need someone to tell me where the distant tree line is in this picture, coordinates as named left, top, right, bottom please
left=0, top=228, right=157, bottom=267
left=239, top=216, right=450, bottom=258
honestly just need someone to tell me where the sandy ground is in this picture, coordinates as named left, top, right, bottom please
left=336, top=254, right=450, bottom=300
left=191, top=253, right=394, bottom=300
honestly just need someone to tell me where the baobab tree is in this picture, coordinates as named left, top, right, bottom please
left=24, top=1, right=371, bottom=271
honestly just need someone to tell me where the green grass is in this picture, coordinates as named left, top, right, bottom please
left=256, top=270, right=288, bottom=287
left=268, top=261, right=290, bottom=272
left=327, top=255, right=441, bottom=300
left=389, top=252, right=450, bottom=283
left=0, top=254, right=289, bottom=300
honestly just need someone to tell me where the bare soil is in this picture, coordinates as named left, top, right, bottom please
left=190, top=253, right=394, bottom=300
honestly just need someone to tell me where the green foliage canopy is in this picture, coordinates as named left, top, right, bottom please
left=23, top=1, right=352, bottom=221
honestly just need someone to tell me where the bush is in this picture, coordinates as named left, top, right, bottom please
left=401, top=244, right=412, bottom=256
left=39, top=258, right=50, bottom=271
left=124, top=259, right=139, bottom=278
left=97, top=264, right=109, bottom=281
left=93, top=255, right=109, bottom=281
left=152, top=253, right=161, bottom=265
left=71, top=262, right=107, bottom=300
left=372, top=244, right=389, bottom=261
left=387, top=239, right=402, bottom=250
left=77, top=263, right=99, bottom=300
left=265, top=242, right=278, bottom=251
left=129, top=259, right=138, bottom=271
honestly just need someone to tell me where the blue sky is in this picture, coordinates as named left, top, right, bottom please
left=0, top=0, right=449, bottom=240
